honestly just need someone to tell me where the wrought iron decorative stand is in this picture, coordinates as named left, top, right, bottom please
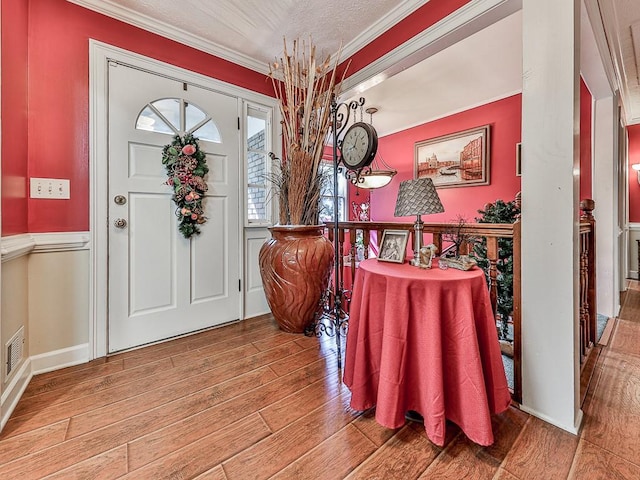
left=305, top=96, right=366, bottom=369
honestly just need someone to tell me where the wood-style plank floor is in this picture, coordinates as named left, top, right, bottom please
left=2, top=284, right=640, bottom=479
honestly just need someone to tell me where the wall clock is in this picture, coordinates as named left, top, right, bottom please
left=341, top=122, right=378, bottom=170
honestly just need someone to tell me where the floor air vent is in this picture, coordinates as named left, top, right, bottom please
left=6, top=327, right=24, bottom=377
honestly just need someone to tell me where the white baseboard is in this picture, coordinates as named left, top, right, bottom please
left=519, top=404, right=582, bottom=435
left=0, top=344, right=90, bottom=433
left=30, top=343, right=90, bottom=375
left=1, top=358, right=33, bottom=431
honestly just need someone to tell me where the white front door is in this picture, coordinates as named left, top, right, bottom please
left=107, top=62, right=241, bottom=352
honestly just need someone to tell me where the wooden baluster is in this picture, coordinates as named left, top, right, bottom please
left=362, top=228, right=371, bottom=260
left=579, top=231, right=589, bottom=363
left=327, top=225, right=336, bottom=293
left=338, top=228, right=345, bottom=290
left=433, top=233, right=443, bottom=257
left=349, top=228, right=357, bottom=286
left=580, top=199, right=597, bottom=354
left=486, top=236, right=499, bottom=320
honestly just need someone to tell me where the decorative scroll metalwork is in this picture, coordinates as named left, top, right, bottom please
left=345, top=164, right=374, bottom=186
left=304, top=96, right=365, bottom=368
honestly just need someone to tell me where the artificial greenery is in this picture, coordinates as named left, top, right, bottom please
left=471, top=199, right=520, bottom=340
left=162, top=133, right=209, bottom=238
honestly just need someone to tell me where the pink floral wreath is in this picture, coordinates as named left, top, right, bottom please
left=162, top=133, right=208, bottom=238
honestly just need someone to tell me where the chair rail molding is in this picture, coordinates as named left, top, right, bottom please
left=1, top=232, right=90, bottom=263
left=0, top=234, right=36, bottom=263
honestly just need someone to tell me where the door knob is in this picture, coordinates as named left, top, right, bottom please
left=114, top=195, right=127, bottom=205
left=114, top=218, right=127, bottom=229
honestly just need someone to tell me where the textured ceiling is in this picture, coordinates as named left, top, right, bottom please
left=69, top=0, right=640, bottom=127
left=69, top=0, right=425, bottom=71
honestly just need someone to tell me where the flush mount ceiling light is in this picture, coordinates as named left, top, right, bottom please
left=348, top=107, right=397, bottom=189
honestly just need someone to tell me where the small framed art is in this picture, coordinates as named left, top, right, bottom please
left=378, top=230, right=409, bottom=264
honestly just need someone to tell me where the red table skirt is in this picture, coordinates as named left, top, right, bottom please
left=343, top=259, right=511, bottom=446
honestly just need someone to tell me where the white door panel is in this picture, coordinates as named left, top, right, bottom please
left=108, top=63, right=240, bottom=352
left=244, top=227, right=270, bottom=318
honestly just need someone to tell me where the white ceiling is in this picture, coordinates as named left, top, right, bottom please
left=345, top=11, right=522, bottom=136
left=69, top=0, right=640, bottom=128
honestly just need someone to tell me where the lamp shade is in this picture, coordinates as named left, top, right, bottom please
left=394, top=178, right=444, bottom=217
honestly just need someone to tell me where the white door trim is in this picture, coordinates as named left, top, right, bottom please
left=89, top=40, right=278, bottom=359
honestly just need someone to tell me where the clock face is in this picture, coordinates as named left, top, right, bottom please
left=341, top=122, right=378, bottom=170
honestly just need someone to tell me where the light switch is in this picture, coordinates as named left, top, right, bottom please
left=30, top=178, right=70, bottom=199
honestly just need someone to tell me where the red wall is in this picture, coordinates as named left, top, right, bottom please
left=629, top=125, right=640, bottom=223
left=4, top=0, right=271, bottom=234
left=366, top=94, right=522, bottom=224
left=1, top=0, right=30, bottom=235
left=580, top=78, right=593, bottom=201
left=2, top=0, right=474, bottom=235
left=0, top=1, right=599, bottom=235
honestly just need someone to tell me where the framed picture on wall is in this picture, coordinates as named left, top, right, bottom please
left=378, top=230, right=409, bottom=264
left=414, top=125, right=490, bottom=188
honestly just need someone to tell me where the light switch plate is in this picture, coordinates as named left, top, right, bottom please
left=30, top=178, right=70, bottom=199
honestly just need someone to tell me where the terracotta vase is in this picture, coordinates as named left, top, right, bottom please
left=259, top=225, right=334, bottom=333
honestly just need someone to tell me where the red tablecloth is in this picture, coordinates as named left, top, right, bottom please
left=343, top=258, right=511, bottom=446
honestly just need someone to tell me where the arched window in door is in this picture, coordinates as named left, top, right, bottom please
left=135, top=97, right=221, bottom=143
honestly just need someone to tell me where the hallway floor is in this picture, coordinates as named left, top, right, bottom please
left=0, top=284, right=639, bottom=478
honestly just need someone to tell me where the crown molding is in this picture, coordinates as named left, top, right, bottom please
left=380, top=90, right=522, bottom=138
left=338, top=0, right=430, bottom=61
left=586, top=0, right=638, bottom=125
left=340, top=0, right=522, bottom=97
left=68, top=0, right=428, bottom=76
left=582, top=0, right=620, bottom=95
left=67, top=0, right=268, bottom=73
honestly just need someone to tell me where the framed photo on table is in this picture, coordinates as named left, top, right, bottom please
left=378, top=230, right=409, bottom=264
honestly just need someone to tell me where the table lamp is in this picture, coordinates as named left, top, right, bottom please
left=394, top=178, right=444, bottom=266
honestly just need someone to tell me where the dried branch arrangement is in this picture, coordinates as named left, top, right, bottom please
left=442, top=215, right=479, bottom=255
left=268, top=37, right=347, bottom=225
